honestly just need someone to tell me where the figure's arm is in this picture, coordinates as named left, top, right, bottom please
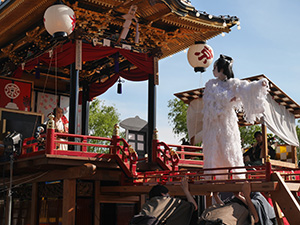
left=212, top=192, right=224, bottom=205
left=232, top=78, right=269, bottom=124
left=181, top=176, right=198, bottom=210
left=242, top=182, right=259, bottom=223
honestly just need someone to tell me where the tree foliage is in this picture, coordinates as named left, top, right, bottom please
left=89, top=98, right=120, bottom=137
left=88, top=99, right=121, bottom=152
left=239, top=125, right=261, bottom=148
left=167, top=98, right=188, bottom=141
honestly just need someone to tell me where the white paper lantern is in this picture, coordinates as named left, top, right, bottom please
left=44, top=3, right=76, bottom=38
left=187, top=42, right=214, bottom=72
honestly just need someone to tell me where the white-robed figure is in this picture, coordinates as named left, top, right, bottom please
left=202, top=55, right=269, bottom=179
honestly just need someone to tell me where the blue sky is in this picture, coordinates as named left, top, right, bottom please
left=99, top=0, right=300, bottom=144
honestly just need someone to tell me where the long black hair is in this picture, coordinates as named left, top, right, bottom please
left=214, top=54, right=234, bottom=79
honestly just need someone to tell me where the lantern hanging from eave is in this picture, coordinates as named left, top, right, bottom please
left=187, top=41, right=214, bottom=73
left=44, top=3, right=76, bottom=38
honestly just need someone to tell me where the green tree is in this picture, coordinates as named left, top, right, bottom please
left=88, top=98, right=121, bottom=152
left=239, top=125, right=261, bottom=148
left=167, top=98, right=188, bottom=141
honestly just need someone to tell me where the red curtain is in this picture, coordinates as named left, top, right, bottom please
left=87, top=68, right=150, bottom=100
left=14, top=41, right=154, bottom=100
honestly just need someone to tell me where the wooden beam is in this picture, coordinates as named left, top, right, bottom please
left=1, top=163, right=97, bottom=187
left=62, top=179, right=76, bottom=225
left=144, top=8, right=171, bottom=22
left=99, top=195, right=140, bottom=203
left=30, top=183, right=38, bottom=225
left=270, top=172, right=300, bottom=225
left=270, top=159, right=298, bottom=169
left=285, top=182, right=300, bottom=192
left=1, top=167, right=121, bottom=190
left=101, top=182, right=278, bottom=196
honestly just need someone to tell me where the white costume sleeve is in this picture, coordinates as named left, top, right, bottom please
left=233, top=78, right=269, bottom=124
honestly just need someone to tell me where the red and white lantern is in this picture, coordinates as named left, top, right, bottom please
left=187, top=41, right=214, bottom=73
left=44, top=3, right=76, bottom=38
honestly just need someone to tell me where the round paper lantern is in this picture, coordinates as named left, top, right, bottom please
left=187, top=41, right=214, bottom=73
left=44, top=3, right=76, bottom=38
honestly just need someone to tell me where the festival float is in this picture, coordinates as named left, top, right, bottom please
left=0, top=0, right=299, bottom=224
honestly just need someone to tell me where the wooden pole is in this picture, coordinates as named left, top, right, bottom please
left=69, top=63, right=79, bottom=140
left=261, top=124, right=268, bottom=163
left=81, top=79, right=89, bottom=135
left=5, top=188, right=10, bottom=225
left=94, top=181, right=100, bottom=225
left=62, top=179, right=76, bottom=225
left=138, top=194, right=146, bottom=212
left=291, top=146, right=298, bottom=168
left=30, top=183, right=38, bottom=225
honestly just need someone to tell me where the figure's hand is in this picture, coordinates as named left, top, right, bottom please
left=181, top=176, right=189, bottom=191
left=262, top=80, right=268, bottom=87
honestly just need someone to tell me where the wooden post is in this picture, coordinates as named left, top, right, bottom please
left=205, top=194, right=213, bottom=209
left=271, top=199, right=285, bottom=225
left=111, top=124, right=120, bottom=155
left=62, top=179, right=76, bottom=225
left=94, top=181, right=100, bottom=225
left=148, top=66, right=157, bottom=163
left=138, top=194, right=146, bottom=212
left=266, top=156, right=272, bottom=182
left=5, top=190, right=10, bottom=225
left=291, top=146, right=298, bottom=168
left=81, top=79, right=89, bottom=136
left=261, top=124, right=268, bottom=163
left=30, top=183, right=38, bottom=225
left=69, top=63, right=79, bottom=136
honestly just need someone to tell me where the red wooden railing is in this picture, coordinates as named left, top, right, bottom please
left=152, top=138, right=180, bottom=171
left=20, top=123, right=138, bottom=177
left=167, top=144, right=203, bottom=167
left=133, top=160, right=300, bottom=185
left=19, top=122, right=300, bottom=184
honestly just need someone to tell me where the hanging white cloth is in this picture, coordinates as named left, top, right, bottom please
left=263, top=95, right=299, bottom=146
left=186, top=98, right=204, bottom=145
